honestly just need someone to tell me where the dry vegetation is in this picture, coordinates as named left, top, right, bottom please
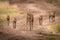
left=47, top=0, right=60, bottom=7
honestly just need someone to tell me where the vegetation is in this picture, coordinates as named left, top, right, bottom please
left=47, top=36, right=60, bottom=40
left=47, top=0, right=60, bottom=7
left=0, top=8, right=18, bottom=14
left=0, top=19, right=4, bottom=24
left=55, top=24, right=60, bottom=32
left=0, top=1, right=18, bottom=26
left=0, top=18, right=5, bottom=27
left=47, top=36, right=56, bottom=40
left=0, top=1, right=18, bottom=14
